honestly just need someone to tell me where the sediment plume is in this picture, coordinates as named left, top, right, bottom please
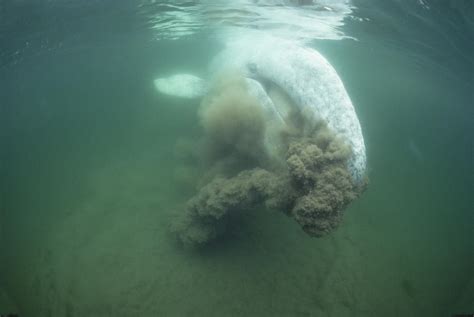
left=171, top=73, right=366, bottom=246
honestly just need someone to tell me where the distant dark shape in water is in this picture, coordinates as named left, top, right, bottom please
left=401, top=279, right=416, bottom=299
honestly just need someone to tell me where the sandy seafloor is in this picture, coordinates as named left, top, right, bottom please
left=0, top=1, right=473, bottom=316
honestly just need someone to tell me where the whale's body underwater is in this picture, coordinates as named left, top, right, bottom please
left=155, top=36, right=366, bottom=183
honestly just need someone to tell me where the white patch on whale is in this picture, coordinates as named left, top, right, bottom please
left=154, top=74, right=207, bottom=99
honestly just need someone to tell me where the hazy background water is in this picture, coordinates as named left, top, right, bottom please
left=0, top=0, right=472, bottom=316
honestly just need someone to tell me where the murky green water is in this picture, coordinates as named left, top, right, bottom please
left=1, top=1, right=472, bottom=316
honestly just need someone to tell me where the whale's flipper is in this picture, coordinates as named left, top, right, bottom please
left=154, top=74, right=207, bottom=98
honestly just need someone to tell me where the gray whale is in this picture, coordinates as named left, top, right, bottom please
left=154, top=35, right=366, bottom=182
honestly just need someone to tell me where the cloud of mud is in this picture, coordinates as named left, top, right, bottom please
left=171, top=73, right=366, bottom=247
left=198, top=72, right=269, bottom=171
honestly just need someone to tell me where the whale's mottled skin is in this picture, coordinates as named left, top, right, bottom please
left=154, top=35, right=366, bottom=182
left=212, top=36, right=366, bottom=182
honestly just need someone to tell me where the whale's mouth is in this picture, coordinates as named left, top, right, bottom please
left=245, top=60, right=317, bottom=129
left=263, top=81, right=296, bottom=125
